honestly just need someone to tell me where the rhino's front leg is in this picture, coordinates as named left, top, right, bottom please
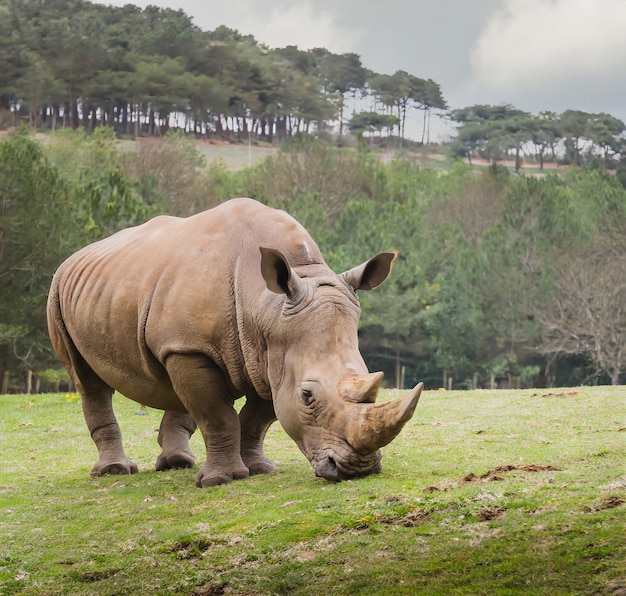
left=155, top=410, right=197, bottom=471
left=239, top=393, right=277, bottom=475
left=165, top=353, right=249, bottom=487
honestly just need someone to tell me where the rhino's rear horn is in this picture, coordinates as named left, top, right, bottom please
left=346, top=382, right=423, bottom=453
left=337, top=372, right=384, bottom=403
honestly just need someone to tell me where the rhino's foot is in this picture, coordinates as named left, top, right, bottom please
left=90, top=458, right=139, bottom=478
left=195, top=465, right=250, bottom=488
left=155, top=450, right=196, bottom=471
left=246, top=459, right=276, bottom=476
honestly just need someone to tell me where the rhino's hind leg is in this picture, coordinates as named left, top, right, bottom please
left=81, top=386, right=139, bottom=478
left=155, top=410, right=197, bottom=471
left=165, top=353, right=249, bottom=487
left=48, top=296, right=138, bottom=478
left=239, top=394, right=277, bottom=475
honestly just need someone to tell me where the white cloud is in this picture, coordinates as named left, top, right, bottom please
left=226, top=2, right=363, bottom=53
left=174, top=0, right=362, bottom=54
left=470, top=0, right=626, bottom=91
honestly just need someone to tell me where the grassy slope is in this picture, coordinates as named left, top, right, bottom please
left=0, top=387, right=624, bottom=595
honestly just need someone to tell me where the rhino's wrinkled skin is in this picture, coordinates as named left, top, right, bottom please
left=47, top=198, right=423, bottom=486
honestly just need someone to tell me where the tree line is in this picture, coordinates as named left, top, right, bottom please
left=0, top=0, right=445, bottom=145
left=2, top=0, right=625, bottom=172
left=450, top=105, right=626, bottom=172
left=1, top=128, right=624, bottom=393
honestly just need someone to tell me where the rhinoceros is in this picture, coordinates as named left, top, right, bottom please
left=47, top=198, right=423, bottom=486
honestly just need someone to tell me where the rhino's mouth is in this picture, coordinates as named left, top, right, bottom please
left=311, top=448, right=382, bottom=482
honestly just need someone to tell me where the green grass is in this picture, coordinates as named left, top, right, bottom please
left=1, top=387, right=624, bottom=595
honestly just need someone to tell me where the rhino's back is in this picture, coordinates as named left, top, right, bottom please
left=50, top=198, right=324, bottom=405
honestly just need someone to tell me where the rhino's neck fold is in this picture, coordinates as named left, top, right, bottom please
left=232, top=258, right=273, bottom=400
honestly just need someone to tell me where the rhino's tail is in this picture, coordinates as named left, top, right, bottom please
left=47, top=274, right=103, bottom=395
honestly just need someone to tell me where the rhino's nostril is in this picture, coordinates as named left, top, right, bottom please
left=316, top=456, right=341, bottom=482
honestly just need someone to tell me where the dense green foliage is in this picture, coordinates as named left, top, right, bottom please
left=1, top=387, right=624, bottom=594
left=0, top=128, right=161, bottom=391
left=1, top=130, right=625, bottom=391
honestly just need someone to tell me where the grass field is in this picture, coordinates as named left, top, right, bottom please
left=1, top=386, right=624, bottom=595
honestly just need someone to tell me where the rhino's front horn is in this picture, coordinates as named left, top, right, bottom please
left=346, top=382, right=423, bottom=453
left=337, top=372, right=384, bottom=403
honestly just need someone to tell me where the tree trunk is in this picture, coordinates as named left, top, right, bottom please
left=121, top=104, right=128, bottom=135
left=148, top=108, right=156, bottom=137
left=134, top=103, right=140, bottom=137
left=338, top=101, right=344, bottom=141
left=71, top=97, right=80, bottom=129
left=1, top=370, right=9, bottom=394
left=611, top=369, right=620, bottom=385
left=395, top=347, right=401, bottom=389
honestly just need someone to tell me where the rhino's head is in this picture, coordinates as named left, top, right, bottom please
left=260, top=247, right=423, bottom=482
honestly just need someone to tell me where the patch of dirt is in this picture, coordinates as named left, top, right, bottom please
left=424, top=485, right=443, bottom=493
left=380, top=508, right=433, bottom=528
left=594, top=577, right=626, bottom=596
left=383, top=494, right=407, bottom=503
left=166, top=538, right=217, bottom=560
left=477, top=506, right=506, bottom=522
left=586, top=496, right=626, bottom=512
left=195, top=585, right=226, bottom=596
left=78, top=568, right=120, bottom=583
left=462, top=464, right=562, bottom=483
left=529, top=390, right=578, bottom=398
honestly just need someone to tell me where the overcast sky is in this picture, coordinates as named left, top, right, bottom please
left=95, top=0, right=626, bottom=141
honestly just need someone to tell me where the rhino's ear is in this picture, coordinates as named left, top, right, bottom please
left=260, top=247, right=306, bottom=298
left=342, top=251, right=397, bottom=291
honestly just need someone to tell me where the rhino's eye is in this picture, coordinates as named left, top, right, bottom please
left=301, top=388, right=314, bottom=405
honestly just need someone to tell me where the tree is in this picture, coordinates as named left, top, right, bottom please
left=419, top=166, right=542, bottom=387
left=0, top=129, right=70, bottom=388
left=371, top=71, right=446, bottom=145
left=370, top=70, right=411, bottom=142
left=528, top=111, right=561, bottom=169
left=450, top=104, right=530, bottom=167
left=559, top=109, right=590, bottom=166
left=46, top=127, right=154, bottom=239
left=0, top=1, right=25, bottom=118
left=240, top=137, right=365, bottom=223
left=422, top=223, right=485, bottom=384
left=538, top=252, right=626, bottom=385
left=131, top=57, right=191, bottom=136
left=313, top=50, right=367, bottom=140
left=502, top=169, right=626, bottom=385
left=585, top=112, right=625, bottom=167
left=348, top=111, right=399, bottom=144
left=410, top=78, right=447, bottom=144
